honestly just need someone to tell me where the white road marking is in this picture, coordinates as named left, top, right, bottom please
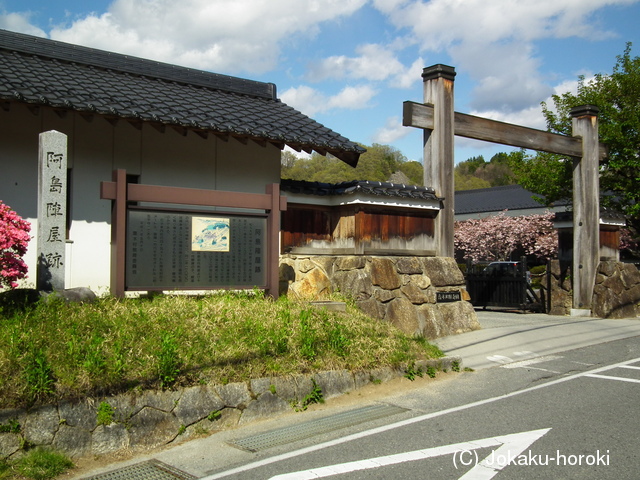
left=203, top=356, right=640, bottom=480
left=501, top=355, right=562, bottom=373
left=584, top=373, right=640, bottom=384
left=268, top=429, right=551, bottom=480
left=486, top=354, right=513, bottom=364
left=619, top=365, right=640, bottom=370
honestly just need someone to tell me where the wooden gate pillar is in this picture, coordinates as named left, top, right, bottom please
left=571, top=105, right=600, bottom=316
left=422, top=65, right=456, bottom=257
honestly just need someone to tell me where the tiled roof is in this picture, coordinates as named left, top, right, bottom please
left=454, top=184, right=566, bottom=214
left=0, top=29, right=364, bottom=165
left=281, top=179, right=440, bottom=201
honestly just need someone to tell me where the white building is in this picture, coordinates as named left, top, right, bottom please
left=0, top=29, right=363, bottom=293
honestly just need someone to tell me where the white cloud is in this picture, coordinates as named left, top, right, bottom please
left=372, top=116, right=411, bottom=143
left=307, top=43, right=423, bottom=89
left=280, top=84, right=377, bottom=117
left=0, top=12, right=47, bottom=37
left=373, top=0, right=635, bottom=112
left=48, top=0, right=368, bottom=73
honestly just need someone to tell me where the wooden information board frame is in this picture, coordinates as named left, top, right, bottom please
left=101, top=169, right=287, bottom=298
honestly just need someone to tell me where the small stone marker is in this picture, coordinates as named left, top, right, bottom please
left=37, top=130, right=67, bottom=291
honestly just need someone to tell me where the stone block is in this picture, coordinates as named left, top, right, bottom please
left=290, top=267, right=331, bottom=299
left=369, top=257, right=401, bottom=290
left=92, top=423, right=130, bottom=455
left=0, top=433, right=21, bottom=459
left=395, top=257, right=423, bottom=274
left=386, top=297, right=422, bottom=336
left=335, top=256, right=366, bottom=271
left=373, top=286, right=397, bottom=303
left=332, top=270, right=372, bottom=299
left=53, top=424, right=92, bottom=458
left=313, top=370, right=355, bottom=399
left=239, top=392, right=289, bottom=425
left=436, top=302, right=480, bottom=336
left=128, top=407, right=181, bottom=447
left=173, top=385, right=224, bottom=426
left=216, top=382, right=252, bottom=409
left=401, top=283, right=430, bottom=304
left=58, top=400, right=97, bottom=431
left=356, top=297, right=385, bottom=320
left=422, top=257, right=464, bottom=286
left=23, top=404, right=59, bottom=446
left=620, top=263, right=640, bottom=289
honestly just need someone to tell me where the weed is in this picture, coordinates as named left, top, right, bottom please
left=404, top=362, right=424, bottom=381
left=451, top=360, right=461, bottom=372
left=464, top=367, right=475, bottom=372
left=299, top=310, right=317, bottom=361
left=0, top=419, right=20, bottom=434
left=426, top=366, right=437, bottom=378
left=178, top=425, right=186, bottom=435
left=23, top=348, right=55, bottom=401
left=158, top=331, right=181, bottom=389
left=371, top=378, right=382, bottom=385
left=96, top=401, right=115, bottom=426
left=207, top=410, right=222, bottom=422
left=269, top=384, right=277, bottom=395
left=328, top=324, right=350, bottom=357
left=15, top=447, right=74, bottom=480
left=300, top=379, right=324, bottom=410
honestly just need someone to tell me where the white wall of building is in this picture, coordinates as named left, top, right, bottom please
left=0, top=103, right=281, bottom=292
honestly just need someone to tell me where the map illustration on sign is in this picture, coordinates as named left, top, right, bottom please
left=192, top=217, right=230, bottom=252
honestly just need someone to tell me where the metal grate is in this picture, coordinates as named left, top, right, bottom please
left=231, top=403, right=408, bottom=452
left=81, top=460, right=197, bottom=480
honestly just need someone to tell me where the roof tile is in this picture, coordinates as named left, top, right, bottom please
left=0, top=29, right=364, bottom=165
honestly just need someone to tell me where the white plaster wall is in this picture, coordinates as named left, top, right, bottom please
left=0, top=104, right=281, bottom=293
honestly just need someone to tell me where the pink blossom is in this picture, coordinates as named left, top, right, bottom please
left=455, top=210, right=557, bottom=262
left=0, top=201, right=31, bottom=289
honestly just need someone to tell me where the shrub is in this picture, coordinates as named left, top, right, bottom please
left=0, top=201, right=31, bottom=290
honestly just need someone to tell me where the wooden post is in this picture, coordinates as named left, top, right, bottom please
left=111, top=169, right=128, bottom=298
left=571, top=105, right=600, bottom=316
left=266, top=183, right=283, bottom=299
left=422, top=65, right=456, bottom=257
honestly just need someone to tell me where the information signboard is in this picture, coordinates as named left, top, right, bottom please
left=126, top=210, right=266, bottom=289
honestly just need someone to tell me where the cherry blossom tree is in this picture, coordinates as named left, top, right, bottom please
left=0, top=201, right=31, bottom=289
left=455, top=211, right=557, bottom=263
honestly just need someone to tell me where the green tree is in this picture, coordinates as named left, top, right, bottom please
left=281, top=143, right=424, bottom=185
left=510, top=43, right=640, bottom=229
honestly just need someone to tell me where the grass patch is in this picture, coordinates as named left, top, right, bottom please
left=1, top=447, right=74, bottom=479
left=0, top=292, right=443, bottom=408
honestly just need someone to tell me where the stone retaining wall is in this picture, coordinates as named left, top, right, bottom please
left=549, top=260, right=640, bottom=317
left=0, top=358, right=460, bottom=460
left=280, top=255, right=480, bottom=338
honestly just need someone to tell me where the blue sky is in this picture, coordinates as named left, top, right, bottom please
left=1, top=0, right=639, bottom=165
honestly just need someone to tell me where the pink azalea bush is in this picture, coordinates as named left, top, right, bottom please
left=0, top=201, right=31, bottom=289
left=455, top=210, right=557, bottom=263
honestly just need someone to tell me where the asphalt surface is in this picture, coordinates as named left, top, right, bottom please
left=75, top=308, right=640, bottom=479
left=436, top=308, right=640, bottom=370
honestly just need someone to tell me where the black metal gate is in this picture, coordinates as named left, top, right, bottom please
left=465, top=259, right=545, bottom=312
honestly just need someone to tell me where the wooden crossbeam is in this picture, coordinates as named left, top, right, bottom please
left=403, top=101, right=607, bottom=159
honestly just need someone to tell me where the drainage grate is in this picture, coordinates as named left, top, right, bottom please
left=82, top=460, right=197, bottom=480
left=231, top=403, right=408, bottom=452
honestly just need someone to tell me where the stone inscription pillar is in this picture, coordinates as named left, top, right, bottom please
left=422, top=65, right=456, bottom=257
left=37, top=130, right=68, bottom=291
left=570, top=105, right=600, bottom=316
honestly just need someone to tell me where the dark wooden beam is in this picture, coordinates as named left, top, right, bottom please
left=403, top=101, right=608, bottom=159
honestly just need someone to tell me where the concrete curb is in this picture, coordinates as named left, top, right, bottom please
left=0, top=356, right=461, bottom=460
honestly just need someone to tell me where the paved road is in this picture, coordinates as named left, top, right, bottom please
left=436, top=308, right=640, bottom=370
left=77, top=310, right=640, bottom=479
